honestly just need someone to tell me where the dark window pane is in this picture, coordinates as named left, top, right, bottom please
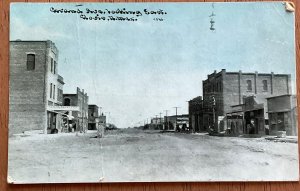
left=247, top=80, right=252, bottom=91
left=51, top=58, right=53, bottom=73
left=64, top=98, right=70, bottom=106
left=53, top=85, right=56, bottom=99
left=54, top=61, right=57, bottom=74
left=263, top=80, right=268, bottom=91
left=50, top=83, right=52, bottom=98
left=27, top=54, right=35, bottom=70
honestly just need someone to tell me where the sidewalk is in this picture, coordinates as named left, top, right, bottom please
left=265, top=136, right=298, bottom=143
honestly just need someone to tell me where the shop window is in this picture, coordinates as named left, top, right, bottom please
left=26, top=54, right=35, bottom=70
left=247, top=80, right=252, bottom=91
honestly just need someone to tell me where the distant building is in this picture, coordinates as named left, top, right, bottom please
left=88, top=105, right=99, bottom=130
left=202, top=69, right=292, bottom=133
left=188, top=96, right=203, bottom=132
left=88, top=104, right=106, bottom=131
left=150, top=117, right=164, bottom=130
left=164, top=114, right=189, bottom=132
left=9, top=40, right=65, bottom=134
left=99, top=114, right=106, bottom=125
left=63, top=87, right=89, bottom=132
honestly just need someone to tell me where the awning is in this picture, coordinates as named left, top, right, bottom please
left=47, top=105, right=80, bottom=111
left=67, top=115, right=75, bottom=120
left=47, top=110, right=75, bottom=120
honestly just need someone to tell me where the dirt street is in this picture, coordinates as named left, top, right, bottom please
left=8, top=129, right=299, bottom=183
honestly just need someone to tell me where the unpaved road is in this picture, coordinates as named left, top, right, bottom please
left=8, top=129, right=299, bottom=183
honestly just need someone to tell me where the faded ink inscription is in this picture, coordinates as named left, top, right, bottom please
left=50, top=7, right=167, bottom=22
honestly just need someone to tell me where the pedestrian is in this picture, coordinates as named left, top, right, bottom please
left=249, top=119, right=256, bottom=134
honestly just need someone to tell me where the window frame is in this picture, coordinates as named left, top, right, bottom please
left=26, top=53, right=35, bottom=71
left=262, top=80, right=268, bottom=91
left=246, top=80, right=252, bottom=91
left=50, top=58, right=53, bottom=73
left=50, top=83, right=52, bottom=99
left=53, top=85, right=56, bottom=99
left=54, top=60, right=57, bottom=74
left=64, top=98, right=71, bottom=106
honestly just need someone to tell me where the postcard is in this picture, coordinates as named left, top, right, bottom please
left=8, top=2, right=298, bottom=183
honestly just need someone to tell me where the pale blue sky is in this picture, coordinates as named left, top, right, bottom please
left=10, top=2, right=296, bottom=128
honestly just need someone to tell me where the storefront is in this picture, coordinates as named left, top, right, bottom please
left=226, top=104, right=244, bottom=135
left=243, top=96, right=266, bottom=135
left=47, top=105, right=80, bottom=134
left=267, top=95, right=297, bottom=136
left=47, top=111, right=58, bottom=134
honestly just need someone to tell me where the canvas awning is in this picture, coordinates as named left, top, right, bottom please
left=67, top=115, right=75, bottom=120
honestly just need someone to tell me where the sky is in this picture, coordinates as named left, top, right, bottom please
left=10, top=2, right=296, bottom=128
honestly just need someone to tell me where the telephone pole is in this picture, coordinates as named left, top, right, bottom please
left=155, top=115, right=158, bottom=130
left=173, top=107, right=180, bottom=131
left=164, top=110, right=169, bottom=130
left=159, top=112, right=162, bottom=130
left=99, top=106, right=103, bottom=116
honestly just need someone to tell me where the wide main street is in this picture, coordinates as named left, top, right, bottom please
left=8, top=129, right=298, bottom=183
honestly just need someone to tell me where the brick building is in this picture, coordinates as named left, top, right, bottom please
left=63, top=88, right=89, bottom=132
left=202, top=69, right=292, bottom=133
left=9, top=40, right=64, bottom=134
left=188, top=96, right=204, bottom=132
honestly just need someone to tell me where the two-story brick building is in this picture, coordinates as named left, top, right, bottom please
left=9, top=40, right=64, bottom=134
left=202, top=69, right=292, bottom=133
left=63, top=88, right=89, bottom=132
left=88, top=104, right=99, bottom=130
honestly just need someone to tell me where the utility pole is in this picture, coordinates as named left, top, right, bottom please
left=212, top=96, right=216, bottom=132
left=105, top=112, right=110, bottom=125
left=155, top=115, right=158, bottom=130
left=173, top=107, right=180, bottom=131
left=146, top=118, right=148, bottom=130
left=159, top=112, right=162, bottom=130
left=99, top=107, right=103, bottom=116
left=164, top=110, right=169, bottom=131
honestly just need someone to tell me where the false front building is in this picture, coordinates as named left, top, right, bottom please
left=267, top=95, right=298, bottom=136
left=188, top=96, right=204, bottom=132
left=164, top=114, right=189, bottom=132
left=9, top=40, right=65, bottom=134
